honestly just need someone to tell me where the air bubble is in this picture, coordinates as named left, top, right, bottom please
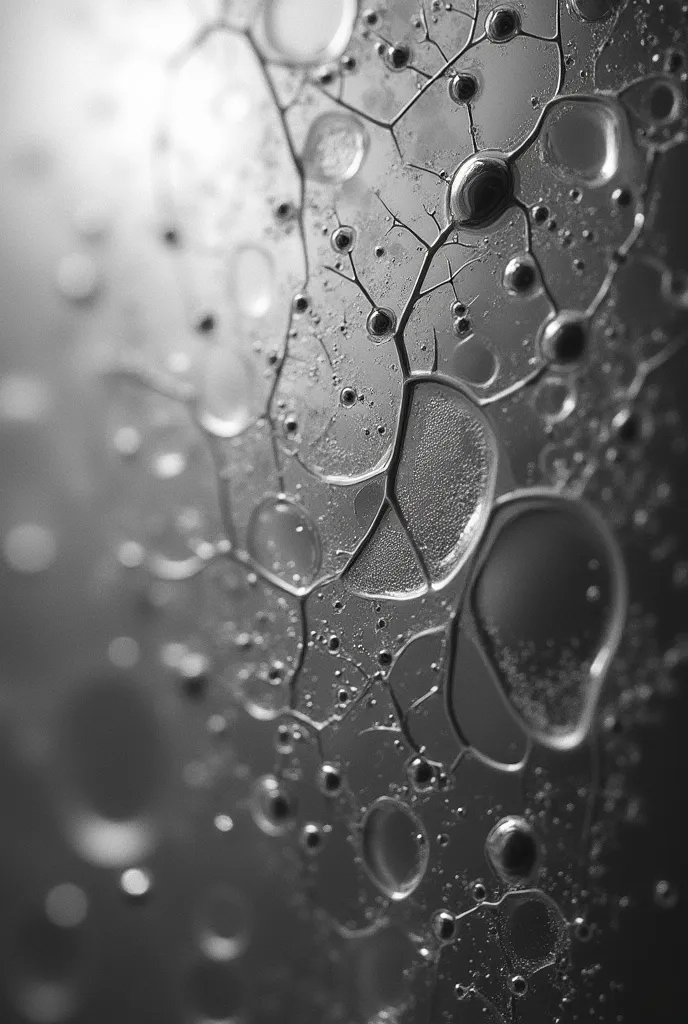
left=247, top=496, right=322, bottom=585
left=448, top=73, right=478, bottom=104
left=302, top=112, right=369, bottom=184
left=361, top=796, right=429, bottom=900
left=331, top=225, right=356, bottom=253
left=199, top=343, right=255, bottom=439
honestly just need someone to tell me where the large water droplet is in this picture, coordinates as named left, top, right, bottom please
left=540, top=98, right=622, bottom=186
left=262, top=0, right=358, bottom=65
left=395, top=383, right=498, bottom=587
left=361, top=796, right=428, bottom=900
left=471, top=493, right=627, bottom=749
left=247, top=496, right=321, bottom=585
left=302, top=112, right=369, bottom=184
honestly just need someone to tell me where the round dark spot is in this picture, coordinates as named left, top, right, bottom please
left=293, top=293, right=309, bottom=314
left=384, top=43, right=412, bottom=71
left=453, top=316, right=472, bottom=336
left=509, top=975, right=528, bottom=997
left=331, top=225, right=356, bottom=253
left=650, top=82, right=677, bottom=121
left=340, top=386, right=357, bottom=407
left=195, top=313, right=216, bottom=334
left=486, top=6, right=521, bottom=41
left=408, top=756, right=435, bottom=791
left=504, top=255, right=537, bottom=294
left=377, top=649, right=392, bottom=666
left=540, top=311, right=589, bottom=366
left=367, top=307, right=397, bottom=339
left=449, top=73, right=478, bottom=104
left=275, top=200, right=295, bottom=221
left=432, top=910, right=456, bottom=942
left=318, top=763, right=342, bottom=795
left=612, top=187, right=632, bottom=207
left=472, top=881, right=487, bottom=901
left=532, top=204, right=549, bottom=223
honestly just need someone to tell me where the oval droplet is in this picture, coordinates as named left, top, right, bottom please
left=247, top=496, right=322, bottom=585
left=540, top=98, right=622, bottom=186
left=470, top=492, right=627, bottom=750
left=229, top=244, right=274, bottom=318
left=302, top=112, right=369, bottom=184
left=361, top=796, right=428, bottom=900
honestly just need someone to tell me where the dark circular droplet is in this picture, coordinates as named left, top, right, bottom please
left=340, top=386, right=357, bottom=407
left=611, top=407, right=641, bottom=444
left=485, top=6, right=521, bottom=41
left=508, top=975, right=528, bottom=997
left=449, top=73, right=478, bottom=104
left=195, top=313, right=216, bottom=334
left=331, top=225, right=356, bottom=253
left=485, top=816, right=540, bottom=883
left=432, top=909, right=456, bottom=942
left=366, top=307, right=396, bottom=339
left=503, top=254, right=538, bottom=295
left=383, top=42, right=412, bottom=71
left=407, top=756, right=435, bottom=792
left=532, top=203, right=549, bottom=223
left=318, top=762, right=342, bottom=796
left=449, top=152, right=514, bottom=228
left=612, top=187, right=632, bottom=207
left=539, top=311, right=589, bottom=366
left=292, top=293, right=309, bottom=314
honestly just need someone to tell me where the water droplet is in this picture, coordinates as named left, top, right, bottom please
left=485, top=816, right=541, bottom=884
left=61, top=674, right=164, bottom=865
left=3, top=523, right=57, bottom=574
left=302, top=112, right=369, bottom=184
left=503, top=253, right=539, bottom=296
left=120, top=867, right=153, bottom=900
left=247, top=496, right=322, bottom=584
left=448, top=151, right=514, bottom=228
left=471, top=493, right=627, bottom=749
left=361, top=796, right=428, bottom=900
left=485, top=6, right=521, bottom=42
left=0, top=374, right=50, bottom=423
left=56, top=253, right=100, bottom=303
left=540, top=98, right=622, bottom=186
left=229, top=244, right=274, bottom=318
left=262, top=0, right=358, bottom=65
left=44, top=886, right=88, bottom=930
left=198, top=343, right=255, bottom=439
left=251, top=774, right=296, bottom=835
left=533, top=377, right=577, bottom=424
left=539, top=310, right=589, bottom=367
left=452, top=338, right=498, bottom=387
left=197, top=886, right=251, bottom=961
left=571, top=0, right=620, bottom=21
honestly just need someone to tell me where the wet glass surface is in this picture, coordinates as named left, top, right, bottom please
left=1, top=0, right=687, bottom=1021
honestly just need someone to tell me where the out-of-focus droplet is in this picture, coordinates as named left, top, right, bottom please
left=262, top=0, right=358, bottom=65
left=230, top=244, right=274, bottom=318
left=3, top=523, right=57, bottom=574
left=302, top=113, right=369, bottom=184
left=56, top=253, right=101, bottom=303
left=196, top=886, right=251, bottom=962
left=0, top=374, right=50, bottom=423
